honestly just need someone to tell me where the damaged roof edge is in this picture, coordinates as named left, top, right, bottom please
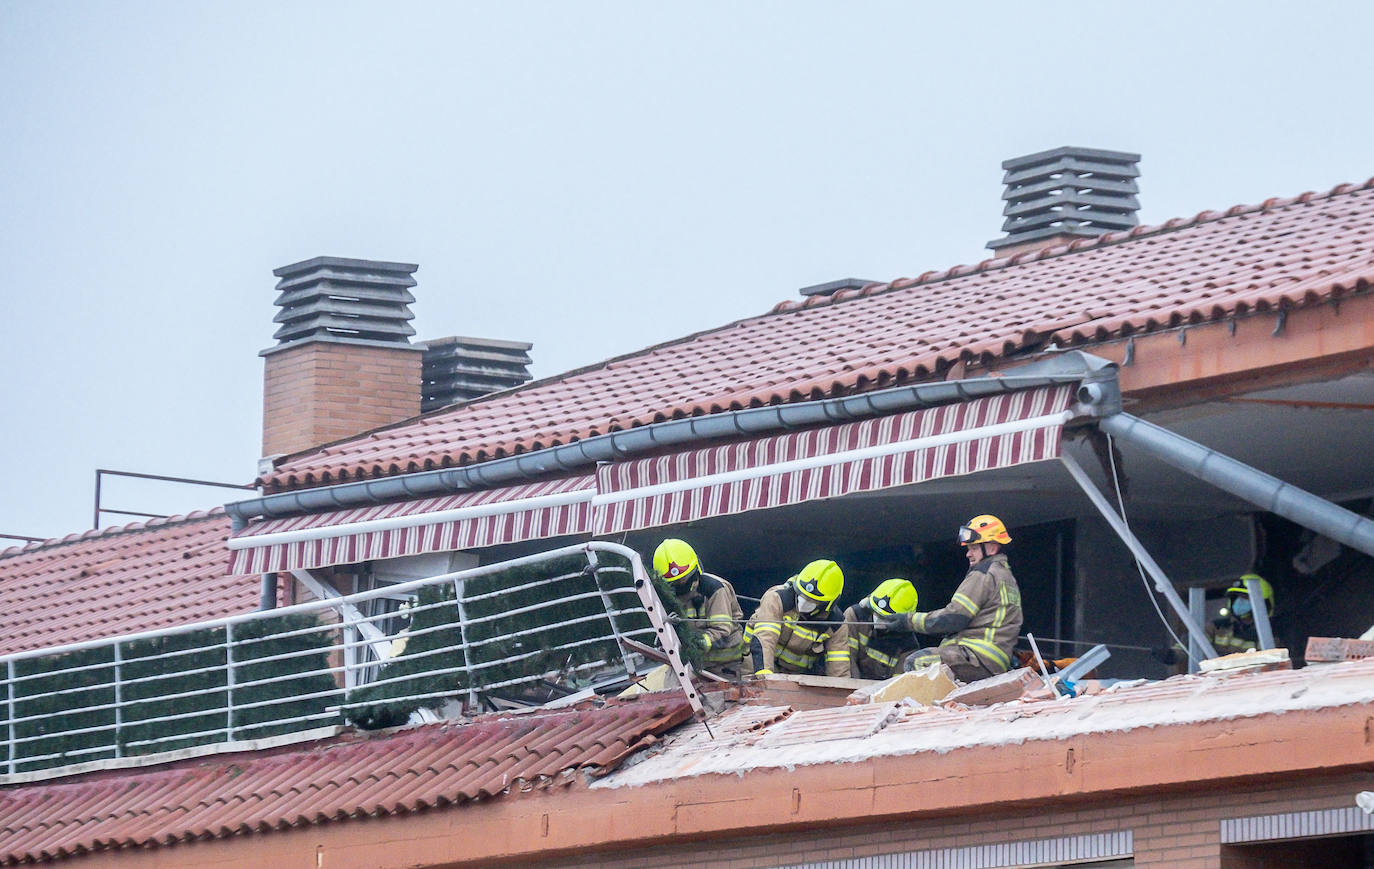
left=225, top=352, right=1121, bottom=526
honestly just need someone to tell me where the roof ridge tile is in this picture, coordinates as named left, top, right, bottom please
left=768, top=176, right=1374, bottom=317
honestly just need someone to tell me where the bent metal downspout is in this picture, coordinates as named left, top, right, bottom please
left=226, top=350, right=1119, bottom=528
left=1099, top=413, right=1374, bottom=559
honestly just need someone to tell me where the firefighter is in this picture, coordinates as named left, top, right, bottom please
left=745, top=559, right=850, bottom=677
left=1156, top=573, right=1275, bottom=669
left=883, top=515, right=1023, bottom=683
left=844, top=578, right=920, bottom=680
left=652, top=538, right=746, bottom=675
left=1212, top=574, right=1275, bottom=653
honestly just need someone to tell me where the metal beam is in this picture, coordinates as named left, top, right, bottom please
left=1060, top=452, right=1219, bottom=659
left=289, top=569, right=393, bottom=664
left=1099, top=413, right=1374, bottom=558
left=1188, top=586, right=1207, bottom=673
left=1246, top=577, right=1276, bottom=650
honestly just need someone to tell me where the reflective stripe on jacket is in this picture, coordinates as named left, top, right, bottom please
left=679, top=572, right=746, bottom=666
left=746, top=584, right=849, bottom=677
left=907, top=553, right=1022, bottom=674
left=843, top=602, right=917, bottom=680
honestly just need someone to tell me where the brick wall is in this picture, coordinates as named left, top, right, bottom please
left=262, top=340, right=424, bottom=458
left=541, top=771, right=1374, bottom=869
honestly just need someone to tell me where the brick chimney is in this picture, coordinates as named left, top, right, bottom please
left=260, top=257, right=425, bottom=459
left=986, top=146, right=1141, bottom=259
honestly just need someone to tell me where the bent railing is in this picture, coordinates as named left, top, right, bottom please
left=1, top=542, right=699, bottom=776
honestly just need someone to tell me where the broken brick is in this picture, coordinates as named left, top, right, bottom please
left=1305, top=637, right=1374, bottom=663
left=941, top=667, right=1042, bottom=707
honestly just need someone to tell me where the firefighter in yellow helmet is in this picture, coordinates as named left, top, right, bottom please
left=1158, top=574, right=1276, bottom=670
left=883, top=515, right=1023, bottom=683
left=844, top=578, right=920, bottom=680
left=652, top=539, right=745, bottom=676
left=1213, top=574, right=1275, bottom=653
left=745, top=559, right=850, bottom=677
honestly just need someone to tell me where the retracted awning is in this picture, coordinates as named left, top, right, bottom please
left=227, top=474, right=596, bottom=574
left=594, top=385, right=1077, bottom=534
left=228, top=385, right=1079, bottom=574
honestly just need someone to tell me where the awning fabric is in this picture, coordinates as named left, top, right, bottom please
left=228, top=385, right=1076, bottom=574
left=227, top=475, right=595, bottom=574
left=593, top=385, right=1076, bottom=534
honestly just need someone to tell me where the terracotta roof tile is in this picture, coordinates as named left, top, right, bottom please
left=264, top=179, right=1374, bottom=492
left=601, top=658, right=1374, bottom=788
left=0, top=511, right=254, bottom=656
left=0, top=695, right=692, bottom=864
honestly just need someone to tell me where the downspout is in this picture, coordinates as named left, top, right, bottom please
left=1099, top=413, right=1374, bottom=559
left=228, top=351, right=1118, bottom=527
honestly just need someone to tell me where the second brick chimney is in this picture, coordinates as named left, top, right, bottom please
left=260, top=256, right=425, bottom=460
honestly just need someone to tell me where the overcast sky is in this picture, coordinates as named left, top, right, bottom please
left=3, top=1, right=1374, bottom=541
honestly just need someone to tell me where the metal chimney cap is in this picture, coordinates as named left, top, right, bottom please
left=987, top=147, right=1142, bottom=253
left=1000, top=146, right=1141, bottom=171
left=271, top=256, right=419, bottom=278
left=264, top=256, right=421, bottom=352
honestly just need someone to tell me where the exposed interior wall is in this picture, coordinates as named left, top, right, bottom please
left=1072, top=514, right=1254, bottom=678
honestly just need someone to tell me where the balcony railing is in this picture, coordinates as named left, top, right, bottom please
left=1, top=542, right=701, bottom=777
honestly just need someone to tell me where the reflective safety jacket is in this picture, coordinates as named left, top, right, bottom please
left=1172, top=618, right=1259, bottom=669
left=678, top=572, right=746, bottom=668
left=745, top=583, right=850, bottom=677
left=900, top=553, right=1022, bottom=675
left=843, top=601, right=918, bottom=680
left=1209, top=618, right=1258, bottom=654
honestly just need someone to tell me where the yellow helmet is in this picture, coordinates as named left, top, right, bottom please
left=958, top=514, right=1011, bottom=546
left=652, top=538, right=700, bottom=589
left=867, top=578, right=917, bottom=616
left=1226, top=574, right=1274, bottom=617
left=793, top=559, right=844, bottom=604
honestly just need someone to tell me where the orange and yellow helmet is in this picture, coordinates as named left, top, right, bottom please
left=957, top=514, right=1011, bottom=546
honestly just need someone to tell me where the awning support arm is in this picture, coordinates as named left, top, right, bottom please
left=290, top=569, right=394, bottom=665
left=1246, top=577, right=1276, bottom=650
left=1099, top=413, right=1374, bottom=558
left=1059, top=452, right=1219, bottom=659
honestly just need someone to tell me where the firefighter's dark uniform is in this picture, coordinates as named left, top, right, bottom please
left=902, top=553, right=1022, bottom=683
left=677, top=572, right=745, bottom=674
left=844, top=601, right=918, bottom=680
left=745, top=583, right=850, bottom=677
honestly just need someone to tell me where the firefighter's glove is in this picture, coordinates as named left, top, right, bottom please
left=753, top=668, right=773, bottom=676
left=878, top=613, right=911, bottom=633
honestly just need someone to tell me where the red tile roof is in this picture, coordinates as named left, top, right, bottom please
left=264, top=179, right=1374, bottom=492
left=0, top=510, right=250, bottom=656
left=0, top=695, right=692, bottom=865
left=602, top=659, right=1374, bottom=788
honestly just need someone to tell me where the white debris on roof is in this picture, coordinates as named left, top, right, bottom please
left=596, top=658, right=1374, bottom=789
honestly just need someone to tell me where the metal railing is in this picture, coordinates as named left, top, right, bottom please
left=92, top=468, right=255, bottom=530
left=0, top=542, right=696, bottom=777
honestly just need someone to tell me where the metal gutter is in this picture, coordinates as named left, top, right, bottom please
left=227, top=350, right=1118, bottom=526
left=1099, top=413, right=1374, bottom=559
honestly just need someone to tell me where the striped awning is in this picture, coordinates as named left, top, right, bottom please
left=593, top=385, right=1076, bottom=534
left=229, top=385, right=1077, bottom=574
left=227, top=474, right=596, bottom=574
